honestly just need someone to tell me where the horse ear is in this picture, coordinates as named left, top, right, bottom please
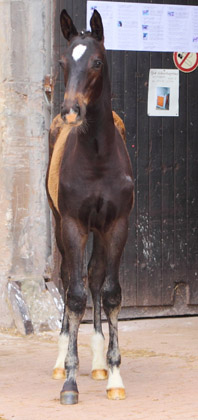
left=60, top=9, right=78, bottom=41
left=90, top=10, right=104, bottom=42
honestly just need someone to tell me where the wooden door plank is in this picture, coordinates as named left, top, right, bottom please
left=136, top=51, right=150, bottom=306
left=161, top=52, right=175, bottom=305
left=187, top=69, right=198, bottom=304
left=122, top=50, right=137, bottom=306
left=148, top=51, right=163, bottom=306
left=173, top=69, right=188, bottom=287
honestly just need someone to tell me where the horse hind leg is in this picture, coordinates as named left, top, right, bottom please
left=88, top=233, right=108, bottom=381
left=52, top=258, right=69, bottom=380
left=52, top=297, right=69, bottom=380
left=52, top=336, right=68, bottom=380
left=52, top=217, right=69, bottom=380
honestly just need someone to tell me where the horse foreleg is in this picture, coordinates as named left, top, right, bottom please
left=102, top=218, right=128, bottom=400
left=60, top=217, right=88, bottom=405
left=88, top=233, right=107, bottom=380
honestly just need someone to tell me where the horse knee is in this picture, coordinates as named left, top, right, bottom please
left=102, top=281, right=121, bottom=313
left=67, top=284, right=87, bottom=315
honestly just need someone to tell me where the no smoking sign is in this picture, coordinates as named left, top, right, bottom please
left=173, top=52, right=198, bottom=73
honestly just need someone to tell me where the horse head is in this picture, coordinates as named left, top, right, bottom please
left=59, top=9, right=108, bottom=126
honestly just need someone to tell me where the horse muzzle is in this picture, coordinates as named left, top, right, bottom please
left=61, top=96, right=87, bottom=125
left=60, top=102, right=80, bottom=124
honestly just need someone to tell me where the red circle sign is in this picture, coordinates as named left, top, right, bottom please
left=173, top=52, right=198, bottom=73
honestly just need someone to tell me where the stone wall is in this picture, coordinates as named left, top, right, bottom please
left=0, top=0, right=58, bottom=331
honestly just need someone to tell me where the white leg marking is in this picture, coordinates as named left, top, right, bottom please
left=106, top=366, right=125, bottom=390
left=54, top=333, right=69, bottom=369
left=72, top=44, right=87, bottom=61
left=91, top=332, right=107, bottom=371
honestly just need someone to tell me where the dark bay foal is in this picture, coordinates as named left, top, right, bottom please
left=46, top=9, right=134, bottom=405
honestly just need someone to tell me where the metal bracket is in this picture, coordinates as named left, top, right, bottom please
left=44, top=74, right=53, bottom=108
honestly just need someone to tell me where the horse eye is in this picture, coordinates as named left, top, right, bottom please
left=93, top=59, right=103, bottom=69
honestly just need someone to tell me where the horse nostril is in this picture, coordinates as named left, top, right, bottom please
left=74, top=103, right=80, bottom=116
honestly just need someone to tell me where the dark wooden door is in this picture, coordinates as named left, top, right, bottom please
left=52, top=0, right=198, bottom=318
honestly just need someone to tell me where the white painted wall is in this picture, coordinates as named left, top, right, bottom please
left=0, top=0, right=53, bottom=328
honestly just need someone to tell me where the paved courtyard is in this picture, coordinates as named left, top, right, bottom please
left=0, top=316, right=198, bottom=420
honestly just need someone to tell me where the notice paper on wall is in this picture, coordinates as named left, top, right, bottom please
left=87, top=1, right=198, bottom=52
left=147, top=69, right=179, bottom=117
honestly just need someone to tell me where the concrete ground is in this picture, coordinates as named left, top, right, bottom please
left=0, top=316, right=198, bottom=420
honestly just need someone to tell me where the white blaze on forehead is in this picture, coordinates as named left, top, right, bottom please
left=72, top=44, right=87, bottom=61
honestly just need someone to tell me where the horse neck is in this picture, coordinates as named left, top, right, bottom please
left=78, top=99, right=114, bottom=159
left=83, top=73, right=114, bottom=143
left=87, top=99, right=113, bottom=133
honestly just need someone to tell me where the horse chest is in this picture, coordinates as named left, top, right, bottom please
left=59, top=162, right=133, bottom=231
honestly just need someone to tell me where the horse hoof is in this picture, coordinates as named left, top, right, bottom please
left=52, top=368, right=66, bottom=380
left=107, top=388, right=126, bottom=400
left=60, top=390, right=79, bottom=405
left=92, top=369, right=108, bottom=380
